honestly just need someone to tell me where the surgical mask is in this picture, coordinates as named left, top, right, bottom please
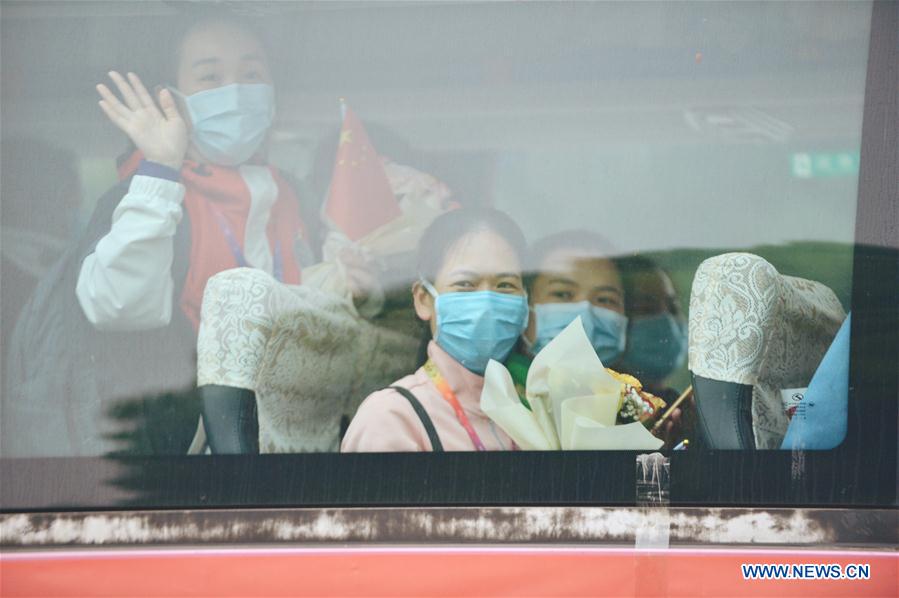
left=422, top=280, right=529, bottom=375
left=532, top=301, right=628, bottom=364
left=618, top=313, right=688, bottom=383
left=173, top=83, right=275, bottom=166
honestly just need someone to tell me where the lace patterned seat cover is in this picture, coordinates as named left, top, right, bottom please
left=688, top=253, right=846, bottom=448
left=197, top=268, right=420, bottom=453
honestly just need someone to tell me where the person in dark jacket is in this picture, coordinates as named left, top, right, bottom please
left=1, top=139, right=81, bottom=376
left=612, top=255, right=689, bottom=402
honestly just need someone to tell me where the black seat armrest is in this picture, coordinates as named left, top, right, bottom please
left=200, top=385, right=259, bottom=454
left=691, top=374, right=756, bottom=450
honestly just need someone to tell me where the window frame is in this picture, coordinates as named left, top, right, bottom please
left=0, top=1, right=896, bottom=513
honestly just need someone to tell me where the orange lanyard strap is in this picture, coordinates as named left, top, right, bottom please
left=423, top=360, right=487, bottom=451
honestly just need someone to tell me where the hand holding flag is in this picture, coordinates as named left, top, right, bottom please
left=323, top=101, right=401, bottom=240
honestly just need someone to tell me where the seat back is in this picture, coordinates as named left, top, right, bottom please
left=197, top=267, right=420, bottom=453
left=688, top=253, right=845, bottom=448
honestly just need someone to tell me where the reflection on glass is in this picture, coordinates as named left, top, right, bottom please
left=0, top=2, right=869, bottom=457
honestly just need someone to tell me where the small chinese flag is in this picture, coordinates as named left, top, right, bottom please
left=323, top=102, right=401, bottom=240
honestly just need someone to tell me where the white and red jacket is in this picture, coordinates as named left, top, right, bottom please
left=76, top=155, right=304, bottom=332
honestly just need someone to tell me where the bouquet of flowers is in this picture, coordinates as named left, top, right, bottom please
left=607, top=369, right=667, bottom=428
left=481, top=317, right=666, bottom=450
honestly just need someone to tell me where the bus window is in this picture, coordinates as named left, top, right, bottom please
left=0, top=1, right=894, bottom=511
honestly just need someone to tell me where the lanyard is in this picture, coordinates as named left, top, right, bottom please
left=210, top=206, right=284, bottom=281
left=423, top=359, right=487, bottom=451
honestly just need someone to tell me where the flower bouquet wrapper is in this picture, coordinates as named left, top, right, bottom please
left=482, top=360, right=558, bottom=450
left=481, top=318, right=664, bottom=451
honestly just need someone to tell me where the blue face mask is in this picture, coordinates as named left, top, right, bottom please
left=532, top=301, right=628, bottom=364
left=174, top=83, right=275, bottom=166
left=422, top=280, right=529, bottom=375
left=618, top=313, right=688, bottom=383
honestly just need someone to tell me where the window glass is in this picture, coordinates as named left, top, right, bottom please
left=0, top=1, right=882, bottom=472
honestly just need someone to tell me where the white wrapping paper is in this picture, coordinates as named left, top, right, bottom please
left=481, top=318, right=664, bottom=451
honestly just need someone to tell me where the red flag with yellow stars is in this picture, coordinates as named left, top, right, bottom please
left=323, top=103, right=401, bottom=240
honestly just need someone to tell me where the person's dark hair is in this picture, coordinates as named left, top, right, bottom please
left=614, top=254, right=680, bottom=316
left=614, top=255, right=661, bottom=277
left=1, top=137, right=80, bottom=236
left=417, top=208, right=529, bottom=282
left=530, top=229, right=616, bottom=266
left=525, top=229, right=617, bottom=291
left=167, top=12, right=271, bottom=84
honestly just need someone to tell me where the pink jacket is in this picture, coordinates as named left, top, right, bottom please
left=341, top=341, right=515, bottom=452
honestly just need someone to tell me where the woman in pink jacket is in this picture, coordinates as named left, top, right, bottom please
left=341, top=208, right=530, bottom=452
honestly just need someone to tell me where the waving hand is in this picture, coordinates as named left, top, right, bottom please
left=97, top=71, right=188, bottom=170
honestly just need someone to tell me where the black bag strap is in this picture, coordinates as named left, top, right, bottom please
left=389, top=386, right=445, bottom=452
